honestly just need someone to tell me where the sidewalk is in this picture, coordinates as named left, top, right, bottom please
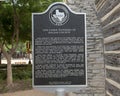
left=0, top=89, right=55, bottom=96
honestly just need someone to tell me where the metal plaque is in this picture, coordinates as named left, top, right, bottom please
left=32, top=2, right=87, bottom=88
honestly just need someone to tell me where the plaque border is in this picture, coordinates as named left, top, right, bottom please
left=32, top=2, right=87, bottom=89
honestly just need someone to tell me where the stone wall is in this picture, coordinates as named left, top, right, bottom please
left=64, top=0, right=105, bottom=96
left=95, top=0, right=120, bottom=96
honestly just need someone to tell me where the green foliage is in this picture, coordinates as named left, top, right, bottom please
left=12, top=65, right=32, bottom=80
left=0, top=0, right=62, bottom=43
left=0, top=70, right=7, bottom=80
left=0, top=65, right=7, bottom=80
left=0, top=64, right=32, bottom=80
left=0, top=4, right=14, bottom=44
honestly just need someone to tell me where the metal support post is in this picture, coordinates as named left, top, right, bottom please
left=55, top=88, right=66, bottom=96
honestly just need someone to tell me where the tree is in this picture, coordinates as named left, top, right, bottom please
left=0, top=1, right=19, bottom=87
left=0, top=0, right=62, bottom=87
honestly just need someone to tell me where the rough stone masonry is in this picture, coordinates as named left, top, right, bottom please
left=65, top=0, right=105, bottom=96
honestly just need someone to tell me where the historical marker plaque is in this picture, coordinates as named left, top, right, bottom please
left=32, top=2, right=87, bottom=87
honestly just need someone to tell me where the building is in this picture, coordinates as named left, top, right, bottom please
left=95, top=0, right=120, bottom=96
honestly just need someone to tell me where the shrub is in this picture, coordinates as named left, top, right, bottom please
left=0, top=64, right=32, bottom=80
left=0, top=70, right=7, bottom=80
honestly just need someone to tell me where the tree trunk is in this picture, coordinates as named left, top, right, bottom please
left=0, top=48, right=1, bottom=64
left=0, top=52, right=1, bottom=64
left=6, top=55, right=13, bottom=87
left=0, top=46, right=13, bottom=86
